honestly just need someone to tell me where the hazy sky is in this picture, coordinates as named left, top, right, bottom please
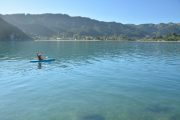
left=0, top=0, right=180, bottom=24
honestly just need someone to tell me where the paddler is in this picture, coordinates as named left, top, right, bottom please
left=36, top=52, right=44, bottom=60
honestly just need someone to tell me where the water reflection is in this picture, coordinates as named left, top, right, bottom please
left=38, top=62, right=42, bottom=69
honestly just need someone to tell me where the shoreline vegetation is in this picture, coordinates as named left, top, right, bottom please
left=34, top=33, right=180, bottom=42
left=35, top=40, right=180, bottom=42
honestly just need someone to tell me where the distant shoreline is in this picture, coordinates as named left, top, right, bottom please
left=34, top=40, right=180, bottom=42
left=136, top=41, right=180, bottom=42
left=35, top=40, right=101, bottom=42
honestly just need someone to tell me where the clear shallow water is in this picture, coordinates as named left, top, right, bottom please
left=0, top=41, right=180, bottom=120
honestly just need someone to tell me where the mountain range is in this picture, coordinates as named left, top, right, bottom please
left=0, top=13, right=180, bottom=40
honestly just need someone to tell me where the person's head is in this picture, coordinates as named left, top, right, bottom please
left=37, top=52, right=42, bottom=55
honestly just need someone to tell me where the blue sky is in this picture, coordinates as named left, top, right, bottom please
left=0, top=0, right=180, bottom=24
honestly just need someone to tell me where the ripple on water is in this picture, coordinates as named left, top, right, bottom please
left=0, top=42, right=180, bottom=120
left=146, top=103, right=174, bottom=114
left=170, top=114, right=180, bottom=120
left=81, top=114, right=105, bottom=120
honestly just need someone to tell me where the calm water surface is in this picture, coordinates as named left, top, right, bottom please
left=0, top=41, right=180, bottom=120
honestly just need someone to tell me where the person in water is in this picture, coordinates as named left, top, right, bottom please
left=37, top=52, right=43, bottom=60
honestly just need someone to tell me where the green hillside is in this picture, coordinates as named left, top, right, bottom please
left=1, top=14, right=180, bottom=40
left=0, top=17, right=31, bottom=41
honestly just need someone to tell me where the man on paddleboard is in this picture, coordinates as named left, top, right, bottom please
left=37, top=52, right=43, bottom=60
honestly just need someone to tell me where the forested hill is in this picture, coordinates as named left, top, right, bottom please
left=0, top=17, right=31, bottom=41
left=1, top=13, right=180, bottom=40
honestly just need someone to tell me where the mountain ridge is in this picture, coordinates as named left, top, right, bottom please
left=1, top=13, right=180, bottom=40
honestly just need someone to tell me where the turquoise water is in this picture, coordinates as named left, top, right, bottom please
left=0, top=41, right=180, bottom=120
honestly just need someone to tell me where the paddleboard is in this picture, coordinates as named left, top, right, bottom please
left=30, top=58, right=55, bottom=63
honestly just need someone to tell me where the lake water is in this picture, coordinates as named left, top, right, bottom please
left=0, top=41, right=180, bottom=120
